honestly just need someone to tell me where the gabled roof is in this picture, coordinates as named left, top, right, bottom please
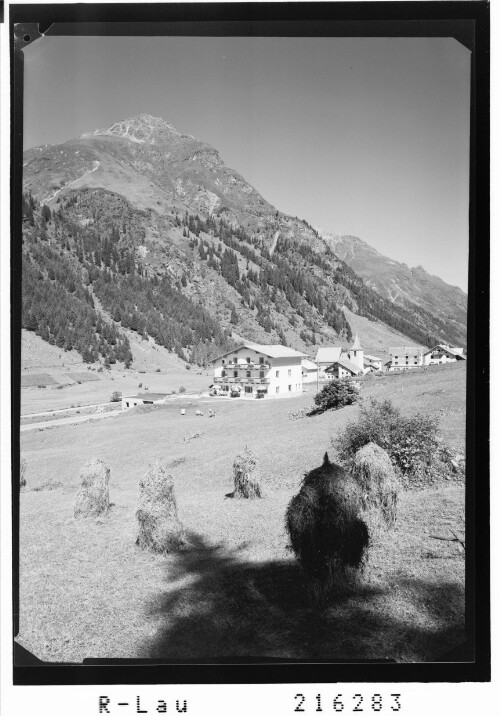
left=423, top=344, right=466, bottom=359
left=316, top=346, right=342, bottom=364
left=364, top=354, right=382, bottom=363
left=301, top=358, right=318, bottom=371
left=389, top=346, right=425, bottom=357
left=213, top=342, right=307, bottom=362
left=326, top=358, right=362, bottom=375
left=244, top=342, right=308, bottom=359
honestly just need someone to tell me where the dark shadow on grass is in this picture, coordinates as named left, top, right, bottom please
left=140, top=532, right=466, bottom=662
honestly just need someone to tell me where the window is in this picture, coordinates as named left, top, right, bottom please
left=260, top=371, right=265, bottom=379
left=245, top=386, right=253, bottom=394
left=276, top=370, right=280, bottom=378
left=233, top=355, right=238, bottom=362
left=246, top=357, right=251, bottom=364
left=246, top=371, right=251, bottom=378
left=259, top=356, right=264, bottom=364
left=288, top=369, right=291, bottom=376
left=288, top=385, right=292, bottom=391
left=126, top=402, right=129, bottom=408
left=234, top=370, right=238, bottom=378
left=221, top=370, right=226, bottom=377
left=222, top=358, right=225, bottom=365
left=276, top=386, right=280, bottom=394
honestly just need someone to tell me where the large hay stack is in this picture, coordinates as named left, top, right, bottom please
left=20, top=456, right=27, bottom=490
left=286, top=453, right=369, bottom=599
left=74, top=459, right=110, bottom=519
left=351, top=442, right=399, bottom=529
left=233, top=447, right=262, bottom=499
left=136, top=462, right=185, bottom=553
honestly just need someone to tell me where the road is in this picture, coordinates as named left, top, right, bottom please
left=20, top=410, right=121, bottom=432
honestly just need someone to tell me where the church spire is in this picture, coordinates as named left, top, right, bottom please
left=351, top=333, right=362, bottom=350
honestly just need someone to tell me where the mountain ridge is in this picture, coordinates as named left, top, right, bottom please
left=21, top=113, right=467, bottom=369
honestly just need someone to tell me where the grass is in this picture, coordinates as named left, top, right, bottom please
left=21, top=373, right=58, bottom=388
left=17, top=362, right=466, bottom=662
left=65, top=372, right=102, bottom=383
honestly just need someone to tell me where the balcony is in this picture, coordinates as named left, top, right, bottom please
left=224, top=361, right=270, bottom=370
left=213, top=376, right=269, bottom=385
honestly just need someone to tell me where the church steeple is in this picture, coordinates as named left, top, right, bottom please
left=351, top=333, right=362, bottom=351
left=348, top=333, right=364, bottom=370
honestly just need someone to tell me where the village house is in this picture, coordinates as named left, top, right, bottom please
left=315, top=346, right=343, bottom=379
left=121, top=392, right=169, bottom=410
left=389, top=346, right=425, bottom=370
left=422, top=344, right=466, bottom=366
left=324, top=334, right=365, bottom=378
left=212, top=342, right=307, bottom=399
left=363, top=354, right=383, bottom=372
left=301, top=358, right=319, bottom=384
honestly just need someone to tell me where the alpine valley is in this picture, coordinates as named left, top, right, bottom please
left=21, top=114, right=467, bottom=368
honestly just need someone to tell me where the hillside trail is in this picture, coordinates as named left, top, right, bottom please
left=44, top=160, right=101, bottom=203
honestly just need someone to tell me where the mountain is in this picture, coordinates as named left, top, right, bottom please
left=21, top=114, right=466, bottom=369
left=318, top=232, right=467, bottom=345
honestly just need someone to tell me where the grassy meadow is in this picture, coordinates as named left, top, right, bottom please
left=18, top=362, right=466, bottom=662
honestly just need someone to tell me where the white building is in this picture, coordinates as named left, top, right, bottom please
left=325, top=357, right=363, bottom=379
left=364, top=354, right=383, bottom=372
left=315, top=346, right=343, bottom=379
left=423, top=344, right=466, bottom=365
left=301, top=358, right=319, bottom=384
left=212, top=342, right=307, bottom=399
left=389, top=346, right=425, bottom=370
left=121, top=392, right=169, bottom=410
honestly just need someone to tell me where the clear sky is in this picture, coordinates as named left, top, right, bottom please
left=23, top=34, right=470, bottom=290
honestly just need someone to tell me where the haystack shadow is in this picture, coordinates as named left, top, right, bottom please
left=140, top=531, right=467, bottom=662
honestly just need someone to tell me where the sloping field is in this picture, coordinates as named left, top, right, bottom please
left=20, top=373, right=58, bottom=387
left=17, top=363, right=466, bottom=662
left=65, top=372, right=101, bottom=383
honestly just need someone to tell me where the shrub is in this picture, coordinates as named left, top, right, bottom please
left=233, top=447, right=262, bottom=498
left=350, top=442, right=399, bottom=529
left=138, top=382, right=143, bottom=388
left=110, top=391, right=122, bottom=402
left=335, top=398, right=440, bottom=482
left=74, top=459, right=110, bottom=519
left=312, top=377, right=360, bottom=414
left=136, top=462, right=185, bottom=553
left=286, top=453, right=369, bottom=601
left=156, top=368, right=161, bottom=372
left=179, top=386, right=186, bottom=394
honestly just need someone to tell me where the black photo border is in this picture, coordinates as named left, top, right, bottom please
left=9, top=1, right=490, bottom=686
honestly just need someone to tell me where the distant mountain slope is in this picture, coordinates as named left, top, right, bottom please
left=319, top=231, right=467, bottom=345
left=21, top=114, right=467, bottom=369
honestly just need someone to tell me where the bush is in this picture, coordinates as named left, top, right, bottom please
left=179, top=386, right=186, bottom=394
left=110, top=391, right=122, bottom=403
left=312, top=377, right=360, bottom=414
left=156, top=368, right=161, bottom=372
left=335, top=398, right=439, bottom=481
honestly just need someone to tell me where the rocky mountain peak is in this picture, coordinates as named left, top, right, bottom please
left=80, top=113, right=189, bottom=144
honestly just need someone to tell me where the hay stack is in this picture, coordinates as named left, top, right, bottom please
left=136, top=462, right=185, bottom=553
left=74, top=459, right=110, bottom=519
left=286, top=453, right=369, bottom=599
left=351, top=442, right=399, bottom=529
left=233, top=447, right=261, bottom=498
left=20, top=456, right=27, bottom=490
